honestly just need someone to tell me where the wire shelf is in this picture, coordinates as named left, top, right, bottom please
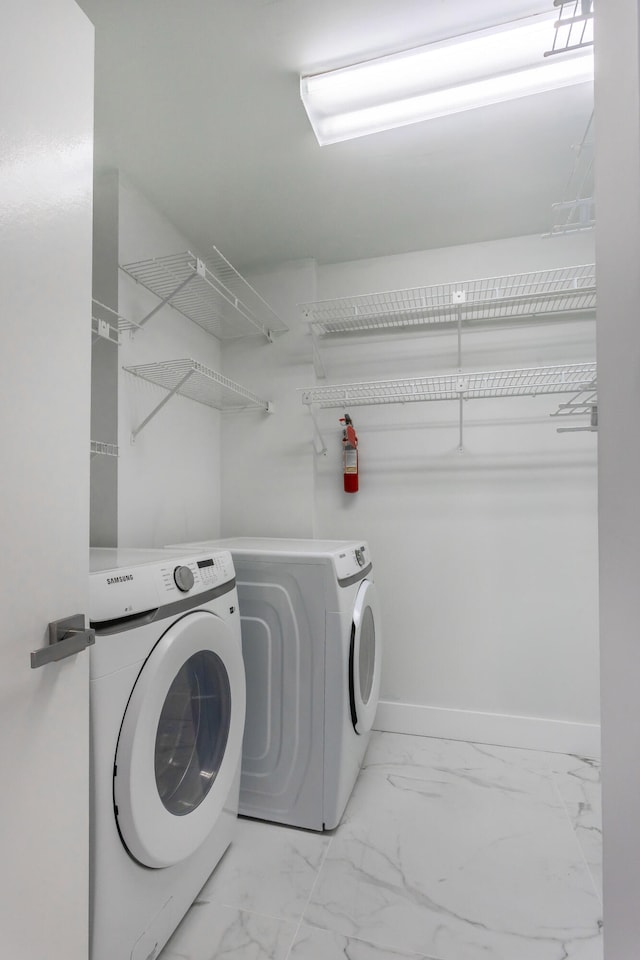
left=300, top=362, right=597, bottom=408
left=90, top=440, right=119, bottom=457
left=545, top=0, right=594, bottom=58
left=120, top=248, right=287, bottom=341
left=124, top=358, right=271, bottom=413
left=300, top=265, right=596, bottom=337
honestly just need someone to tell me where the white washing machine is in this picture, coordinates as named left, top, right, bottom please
left=166, top=538, right=382, bottom=831
left=88, top=547, right=246, bottom=960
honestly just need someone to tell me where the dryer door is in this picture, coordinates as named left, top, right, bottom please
left=349, top=579, right=382, bottom=735
left=114, top=610, right=245, bottom=868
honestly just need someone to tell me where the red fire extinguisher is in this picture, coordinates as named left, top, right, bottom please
left=340, top=413, right=358, bottom=493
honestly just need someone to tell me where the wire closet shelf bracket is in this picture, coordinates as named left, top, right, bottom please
left=91, top=299, right=141, bottom=344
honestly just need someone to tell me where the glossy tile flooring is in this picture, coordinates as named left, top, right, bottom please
left=160, top=732, right=602, bottom=960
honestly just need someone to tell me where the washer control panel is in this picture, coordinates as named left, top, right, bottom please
left=89, top=550, right=236, bottom=622
left=160, top=552, right=235, bottom=595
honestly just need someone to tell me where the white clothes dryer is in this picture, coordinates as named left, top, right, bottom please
left=166, top=538, right=382, bottom=831
left=88, top=548, right=246, bottom=960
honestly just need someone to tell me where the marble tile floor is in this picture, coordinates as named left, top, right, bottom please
left=160, top=732, right=602, bottom=960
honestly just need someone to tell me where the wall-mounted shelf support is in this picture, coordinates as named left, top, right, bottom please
left=91, top=314, right=119, bottom=345
left=136, top=271, right=200, bottom=328
left=310, top=326, right=327, bottom=379
left=130, top=368, right=195, bottom=441
left=308, top=407, right=328, bottom=456
left=124, top=358, right=273, bottom=442
left=92, top=299, right=140, bottom=344
left=455, top=297, right=465, bottom=368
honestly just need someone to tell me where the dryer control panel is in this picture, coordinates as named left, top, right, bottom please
left=333, top=542, right=370, bottom=582
left=89, top=550, right=235, bottom=623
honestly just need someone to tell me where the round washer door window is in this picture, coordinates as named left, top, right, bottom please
left=114, top=610, right=246, bottom=869
left=154, top=649, right=231, bottom=816
left=349, top=579, right=382, bottom=735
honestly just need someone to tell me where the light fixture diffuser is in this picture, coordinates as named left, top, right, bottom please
left=300, top=13, right=594, bottom=145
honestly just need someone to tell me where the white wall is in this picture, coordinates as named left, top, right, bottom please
left=222, top=231, right=600, bottom=756
left=117, top=178, right=223, bottom=547
left=221, top=258, right=318, bottom=538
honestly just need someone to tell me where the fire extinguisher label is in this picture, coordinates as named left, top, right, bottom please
left=344, top=450, right=358, bottom=472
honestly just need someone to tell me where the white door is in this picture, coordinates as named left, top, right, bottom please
left=0, top=2, right=94, bottom=958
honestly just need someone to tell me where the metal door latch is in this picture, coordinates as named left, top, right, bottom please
left=30, top=614, right=95, bottom=669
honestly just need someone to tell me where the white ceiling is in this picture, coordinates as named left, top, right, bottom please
left=76, top=0, right=594, bottom=272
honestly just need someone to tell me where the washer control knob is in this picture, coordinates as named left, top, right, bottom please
left=174, top=565, right=195, bottom=592
left=355, top=548, right=365, bottom=567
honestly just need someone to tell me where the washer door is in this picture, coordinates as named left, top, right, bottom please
left=114, top=610, right=245, bottom=869
left=349, top=579, right=382, bottom=735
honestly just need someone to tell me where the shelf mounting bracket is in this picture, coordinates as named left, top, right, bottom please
left=308, top=407, right=327, bottom=456
left=137, top=272, right=198, bottom=327
left=458, top=392, right=465, bottom=453
left=130, top=368, right=195, bottom=442
left=310, top=325, right=326, bottom=379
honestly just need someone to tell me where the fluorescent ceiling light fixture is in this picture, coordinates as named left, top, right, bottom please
left=300, top=13, right=594, bottom=145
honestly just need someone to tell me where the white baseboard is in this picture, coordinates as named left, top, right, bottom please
left=373, top=700, right=601, bottom=759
